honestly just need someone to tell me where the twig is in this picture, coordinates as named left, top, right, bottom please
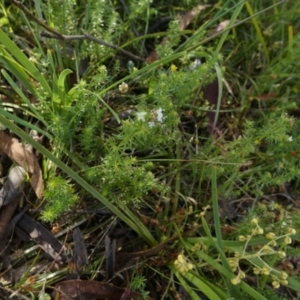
left=40, top=32, right=144, bottom=62
left=9, top=0, right=64, bottom=39
left=10, top=0, right=145, bottom=62
left=84, top=33, right=145, bottom=62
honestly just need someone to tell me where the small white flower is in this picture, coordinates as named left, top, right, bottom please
left=118, top=82, right=128, bottom=94
left=288, top=136, right=293, bottom=142
left=156, top=107, right=164, bottom=123
left=136, top=111, right=147, bottom=121
left=189, top=58, right=201, bottom=71
left=148, top=121, right=155, bottom=128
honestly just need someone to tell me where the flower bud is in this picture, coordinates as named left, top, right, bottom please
left=238, top=235, right=247, bottom=242
left=287, top=228, right=296, bottom=235
left=278, top=250, right=286, bottom=258
left=280, top=271, right=288, bottom=280
left=253, top=267, right=260, bottom=275
left=261, top=266, right=270, bottom=275
left=231, top=277, right=241, bottom=285
left=266, top=232, right=276, bottom=240
left=257, top=227, right=264, bottom=235
left=251, top=218, right=258, bottom=225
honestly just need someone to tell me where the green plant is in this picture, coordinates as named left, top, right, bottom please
left=229, top=217, right=294, bottom=289
left=130, top=274, right=150, bottom=299
left=41, top=174, right=79, bottom=221
left=1, top=0, right=300, bottom=299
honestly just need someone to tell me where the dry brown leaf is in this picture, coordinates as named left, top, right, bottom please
left=115, top=235, right=178, bottom=271
left=210, top=19, right=240, bottom=36
left=214, top=20, right=230, bottom=33
left=0, top=131, right=43, bottom=198
left=223, top=78, right=234, bottom=96
left=146, top=5, right=210, bottom=63
left=179, top=5, right=211, bottom=30
left=250, top=93, right=277, bottom=101
left=54, top=280, right=153, bottom=300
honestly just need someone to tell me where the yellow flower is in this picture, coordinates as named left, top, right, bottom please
left=170, top=64, right=177, bottom=72
left=253, top=267, right=261, bottom=275
left=174, top=254, right=194, bottom=275
left=278, top=250, right=286, bottom=258
left=284, top=236, right=292, bottom=245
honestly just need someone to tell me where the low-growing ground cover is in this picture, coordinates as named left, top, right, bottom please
left=0, top=0, right=300, bottom=299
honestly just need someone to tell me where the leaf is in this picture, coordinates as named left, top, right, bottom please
left=1, top=69, right=48, bottom=127
left=17, top=214, right=68, bottom=261
left=212, top=20, right=231, bottom=34
left=0, top=166, right=26, bottom=208
left=171, top=266, right=222, bottom=300
left=0, top=47, right=35, bottom=94
left=250, top=93, right=277, bottom=101
left=0, top=28, right=51, bottom=94
left=213, top=63, right=223, bottom=131
left=179, top=5, right=211, bottom=30
left=52, top=69, right=73, bottom=106
left=146, top=5, right=210, bottom=63
left=54, top=280, right=153, bottom=300
left=0, top=131, right=43, bottom=198
left=0, top=106, right=52, bottom=139
left=182, top=240, right=269, bottom=300
left=0, top=167, right=25, bottom=242
left=203, top=79, right=222, bottom=137
left=105, top=235, right=116, bottom=279
left=73, top=227, right=89, bottom=272
left=115, top=235, right=178, bottom=271
left=0, top=115, right=156, bottom=245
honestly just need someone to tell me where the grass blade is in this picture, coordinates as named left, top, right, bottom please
left=0, top=115, right=157, bottom=246
left=171, top=266, right=221, bottom=300
left=0, top=28, right=51, bottom=94
left=1, top=69, right=48, bottom=127
left=245, top=1, right=269, bottom=65
left=215, top=0, right=245, bottom=53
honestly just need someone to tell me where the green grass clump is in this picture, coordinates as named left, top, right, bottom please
left=1, top=0, right=300, bottom=299
left=41, top=175, right=79, bottom=221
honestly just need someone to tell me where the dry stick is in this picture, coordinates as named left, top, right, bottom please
left=10, top=0, right=64, bottom=39
left=11, top=0, right=145, bottom=62
left=40, top=32, right=145, bottom=62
